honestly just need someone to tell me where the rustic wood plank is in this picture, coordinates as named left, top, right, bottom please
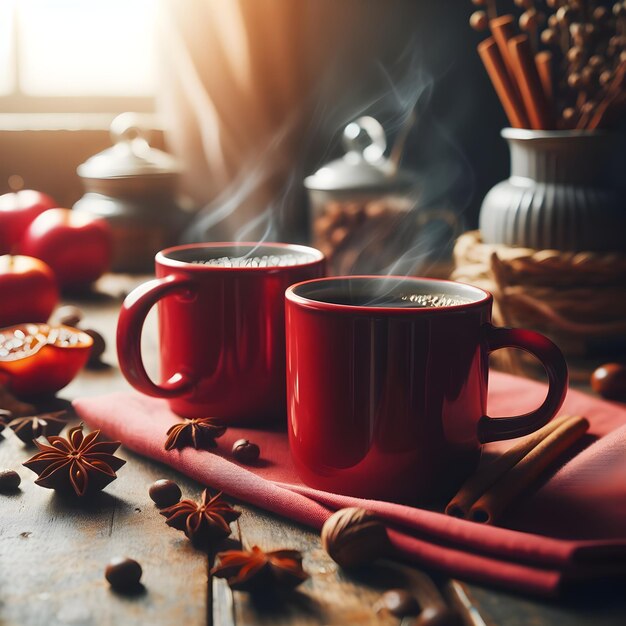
left=3, top=274, right=624, bottom=626
left=0, top=437, right=209, bottom=626
left=459, top=580, right=626, bottom=626
left=0, top=276, right=209, bottom=626
left=228, top=505, right=399, bottom=626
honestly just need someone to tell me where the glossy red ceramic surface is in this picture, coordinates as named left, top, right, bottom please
left=117, top=242, right=325, bottom=423
left=285, top=276, right=568, bottom=504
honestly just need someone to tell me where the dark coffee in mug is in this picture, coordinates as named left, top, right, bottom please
left=117, top=242, right=325, bottom=424
left=291, top=278, right=473, bottom=308
left=285, top=276, right=568, bottom=504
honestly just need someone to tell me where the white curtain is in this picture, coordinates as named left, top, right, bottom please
left=157, top=0, right=421, bottom=242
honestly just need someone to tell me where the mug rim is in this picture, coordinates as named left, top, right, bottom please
left=156, top=242, right=325, bottom=272
left=286, top=275, right=492, bottom=314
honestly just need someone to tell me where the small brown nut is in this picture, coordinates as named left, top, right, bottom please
left=83, top=328, right=106, bottom=366
left=55, top=305, right=83, bottom=328
left=567, top=72, right=583, bottom=89
left=324, top=201, right=344, bottom=221
left=330, top=226, right=349, bottom=247
left=591, top=363, right=626, bottom=401
left=588, top=55, right=605, bottom=70
left=600, top=70, right=614, bottom=86
left=376, top=589, right=420, bottom=617
left=0, top=469, right=21, bottom=492
left=321, top=507, right=391, bottom=568
left=416, top=605, right=465, bottom=626
left=105, top=557, right=143, bottom=591
left=541, top=28, right=557, bottom=46
left=148, top=479, right=181, bottom=508
left=469, top=10, right=488, bottom=31
left=231, top=439, right=260, bottom=464
left=593, top=6, right=609, bottom=21
left=313, top=215, right=333, bottom=238
left=519, top=9, right=538, bottom=31
left=567, top=47, right=583, bottom=64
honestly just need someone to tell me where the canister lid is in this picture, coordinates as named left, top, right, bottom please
left=304, top=116, right=418, bottom=192
left=77, top=113, right=180, bottom=180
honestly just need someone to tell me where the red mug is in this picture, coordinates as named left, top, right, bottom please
left=285, top=276, right=568, bottom=503
left=117, top=242, right=325, bottom=423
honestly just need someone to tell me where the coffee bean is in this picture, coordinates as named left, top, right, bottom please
left=0, top=469, right=21, bottom=492
left=83, top=329, right=106, bottom=366
left=378, top=589, right=420, bottom=617
left=591, top=363, right=626, bottom=400
left=148, top=479, right=181, bottom=508
left=56, top=305, right=83, bottom=328
left=232, top=439, right=260, bottom=464
left=105, top=557, right=143, bottom=591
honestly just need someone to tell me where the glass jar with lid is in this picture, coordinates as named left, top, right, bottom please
left=305, top=117, right=456, bottom=276
left=74, top=113, right=188, bottom=273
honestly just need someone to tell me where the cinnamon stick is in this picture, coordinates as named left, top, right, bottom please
left=445, top=413, right=575, bottom=518
left=478, top=38, right=529, bottom=128
left=490, top=15, right=525, bottom=102
left=507, top=34, right=553, bottom=129
left=469, top=415, right=589, bottom=525
left=535, top=51, right=553, bottom=106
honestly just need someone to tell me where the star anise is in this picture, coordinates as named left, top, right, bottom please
left=160, top=489, right=240, bottom=546
left=23, top=424, right=125, bottom=497
left=164, top=417, right=226, bottom=451
left=211, top=546, right=309, bottom=592
left=9, top=410, right=68, bottom=444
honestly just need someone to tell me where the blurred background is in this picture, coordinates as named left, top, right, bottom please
left=0, top=0, right=507, bottom=247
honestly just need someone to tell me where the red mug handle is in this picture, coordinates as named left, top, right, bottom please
left=477, top=325, right=568, bottom=443
left=116, top=274, right=198, bottom=398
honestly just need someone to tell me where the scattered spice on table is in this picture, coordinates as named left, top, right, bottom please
left=105, top=557, right=143, bottom=592
left=8, top=410, right=68, bottom=444
left=591, top=362, right=626, bottom=400
left=149, top=479, right=182, bottom=508
left=23, top=423, right=125, bottom=497
left=321, top=507, right=392, bottom=568
left=164, top=417, right=226, bottom=451
left=160, top=489, right=240, bottom=546
left=212, top=546, right=308, bottom=592
left=231, top=438, right=260, bottom=464
left=0, top=469, right=21, bottom=492
left=54, top=305, right=83, bottom=328
left=83, top=328, right=107, bottom=369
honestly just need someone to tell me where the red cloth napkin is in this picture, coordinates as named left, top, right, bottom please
left=73, top=371, right=626, bottom=597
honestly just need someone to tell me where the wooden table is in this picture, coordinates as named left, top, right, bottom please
left=1, top=275, right=625, bottom=626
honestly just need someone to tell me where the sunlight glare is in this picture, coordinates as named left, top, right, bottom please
left=18, top=0, right=156, bottom=96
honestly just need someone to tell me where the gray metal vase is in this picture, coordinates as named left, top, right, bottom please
left=479, top=128, right=626, bottom=252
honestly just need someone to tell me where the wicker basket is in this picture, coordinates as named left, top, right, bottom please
left=452, top=231, right=626, bottom=376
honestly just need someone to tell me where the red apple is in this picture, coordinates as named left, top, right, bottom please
left=0, top=255, right=59, bottom=327
left=0, top=190, right=58, bottom=255
left=20, top=209, right=112, bottom=290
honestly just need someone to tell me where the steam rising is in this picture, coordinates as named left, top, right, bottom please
left=182, top=36, right=474, bottom=276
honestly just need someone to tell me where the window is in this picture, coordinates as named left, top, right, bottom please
left=0, top=0, right=157, bottom=113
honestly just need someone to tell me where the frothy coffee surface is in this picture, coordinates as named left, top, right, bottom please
left=317, top=291, right=473, bottom=308
left=394, top=293, right=472, bottom=308
left=192, top=253, right=316, bottom=268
